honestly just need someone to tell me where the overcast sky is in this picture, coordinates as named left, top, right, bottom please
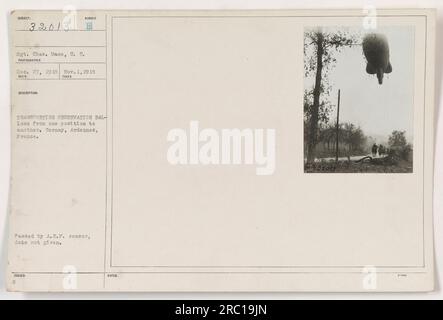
left=305, top=26, right=414, bottom=143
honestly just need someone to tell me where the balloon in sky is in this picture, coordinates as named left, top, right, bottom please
left=362, top=33, right=392, bottom=85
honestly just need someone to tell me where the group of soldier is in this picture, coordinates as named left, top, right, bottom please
left=371, top=143, right=387, bottom=157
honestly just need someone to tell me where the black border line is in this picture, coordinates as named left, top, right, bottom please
left=11, top=13, right=429, bottom=279
left=107, top=14, right=428, bottom=271
left=103, top=13, right=109, bottom=288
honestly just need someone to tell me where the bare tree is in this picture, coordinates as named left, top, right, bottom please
left=304, top=30, right=357, bottom=163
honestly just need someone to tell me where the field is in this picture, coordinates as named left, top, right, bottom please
left=304, top=157, right=413, bottom=173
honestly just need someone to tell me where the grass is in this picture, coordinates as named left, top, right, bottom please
left=304, top=158, right=413, bottom=173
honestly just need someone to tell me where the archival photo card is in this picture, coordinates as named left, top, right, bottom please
left=6, top=9, right=435, bottom=292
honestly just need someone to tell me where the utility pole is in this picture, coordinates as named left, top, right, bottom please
left=335, top=89, right=341, bottom=163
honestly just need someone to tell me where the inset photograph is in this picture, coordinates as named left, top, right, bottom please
left=304, top=27, right=414, bottom=173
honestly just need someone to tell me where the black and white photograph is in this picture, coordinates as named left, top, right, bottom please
left=304, top=27, right=414, bottom=173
